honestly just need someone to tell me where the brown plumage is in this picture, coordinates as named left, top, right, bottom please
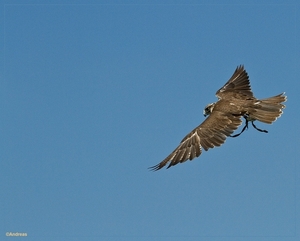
left=149, top=65, right=287, bottom=171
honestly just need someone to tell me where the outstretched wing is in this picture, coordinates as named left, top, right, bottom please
left=149, top=110, right=242, bottom=171
left=216, top=65, right=253, bottom=99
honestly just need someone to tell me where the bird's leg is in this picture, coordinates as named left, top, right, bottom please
left=230, top=119, right=249, bottom=138
left=251, top=121, right=268, bottom=133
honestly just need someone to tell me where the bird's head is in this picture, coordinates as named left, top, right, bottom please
left=203, top=103, right=215, bottom=117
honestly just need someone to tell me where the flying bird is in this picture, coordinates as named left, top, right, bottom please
left=150, top=65, right=286, bottom=171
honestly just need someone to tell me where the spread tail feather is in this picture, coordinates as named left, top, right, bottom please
left=250, top=93, right=287, bottom=124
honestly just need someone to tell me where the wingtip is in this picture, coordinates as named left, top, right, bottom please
left=236, top=64, right=244, bottom=71
left=148, top=160, right=172, bottom=171
left=148, top=164, right=161, bottom=172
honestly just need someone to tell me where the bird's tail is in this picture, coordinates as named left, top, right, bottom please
left=249, top=93, right=287, bottom=124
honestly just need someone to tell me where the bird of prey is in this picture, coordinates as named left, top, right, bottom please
left=150, top=65, right=286, bottom=171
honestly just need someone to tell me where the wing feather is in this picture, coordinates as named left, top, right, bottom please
left=216, top=65, right=253, bottom=99
left=149, top=111, right=242, bottom=171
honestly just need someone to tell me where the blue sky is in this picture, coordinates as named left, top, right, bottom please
left=1, top=1, right=299, bottom=241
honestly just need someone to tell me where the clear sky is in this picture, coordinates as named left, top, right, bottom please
left=1, top=1, right=299, bottom=241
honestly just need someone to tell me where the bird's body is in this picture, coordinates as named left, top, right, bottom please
left=150, top=65, right=286, bottom=171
